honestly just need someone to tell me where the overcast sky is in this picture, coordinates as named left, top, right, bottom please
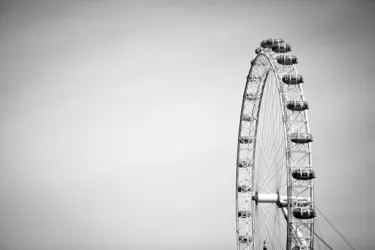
left=0, top=0, right=374, bottom=249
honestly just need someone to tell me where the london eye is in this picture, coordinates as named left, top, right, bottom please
left=236, top=38, right=315, bottom=250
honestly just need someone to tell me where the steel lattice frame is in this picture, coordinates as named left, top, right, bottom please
left=235, top=39, right=314, bottom=250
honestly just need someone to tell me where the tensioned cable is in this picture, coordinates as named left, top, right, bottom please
left=254, top=204, right=274, bottom=248
left=314, top=231, right=333, bottom=250
left=315, top=206, right=356, bottom=250
left=252, top=58, right=288, bottom=248
left=256, top=72, right=285, bottom=193
left=259, top=153, right=286, bottom=192
left=256, top=80, right=275, bottom=190
left=315, top=219, right=323, bottom=249
left=274, top=209, right=287, bottom=249
left=298, top=217, right=333, bottom=250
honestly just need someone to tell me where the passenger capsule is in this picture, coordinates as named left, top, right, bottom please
left=238, top=160, right=252, bottom=168
left=268, top=38, right=284, bottom=45
left=238, top=185, right=251, bottom=193
left=293, top=207, right=316, bottom=219
left=242, top=114, right=256, bottom=122
left=290, top=133, right=313, bottom=144
left=271, top=42, right=291, bottom=53
left=239, top=136, right=253, bottom=144
left=260, top=39, right=270, bottom=48
left=238, top=210, right=251, bottom=218
left=291, top=247, right=311, bottom=250
left=255, top=47, right=262, bottom=54
left=292, top=200, right=310, bottom=208
left=282, top=74, right=304, bottom=85
left=239, top=236, right=252, bottom=243
left=244, top=93, right=259, bottom=101
left=292, top=169, right=315, bottom=180
left=260, top=38, right=284, bottom=48
left=287, top=100, right=309, bottom=111
left=276, top=55, right=298, bottom=65
left=247, top=74, right=262, bottom=82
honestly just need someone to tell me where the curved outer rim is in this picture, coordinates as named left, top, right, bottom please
left=235, top=49, right=314, bottom=250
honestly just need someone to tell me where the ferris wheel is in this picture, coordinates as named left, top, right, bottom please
left=236, top=38, right=315, bottom=250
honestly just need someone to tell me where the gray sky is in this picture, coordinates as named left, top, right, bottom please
left=0, top=0, right=374, bottom=249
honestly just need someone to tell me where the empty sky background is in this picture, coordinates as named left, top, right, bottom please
left=0, top=0, right=374, bottom=249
